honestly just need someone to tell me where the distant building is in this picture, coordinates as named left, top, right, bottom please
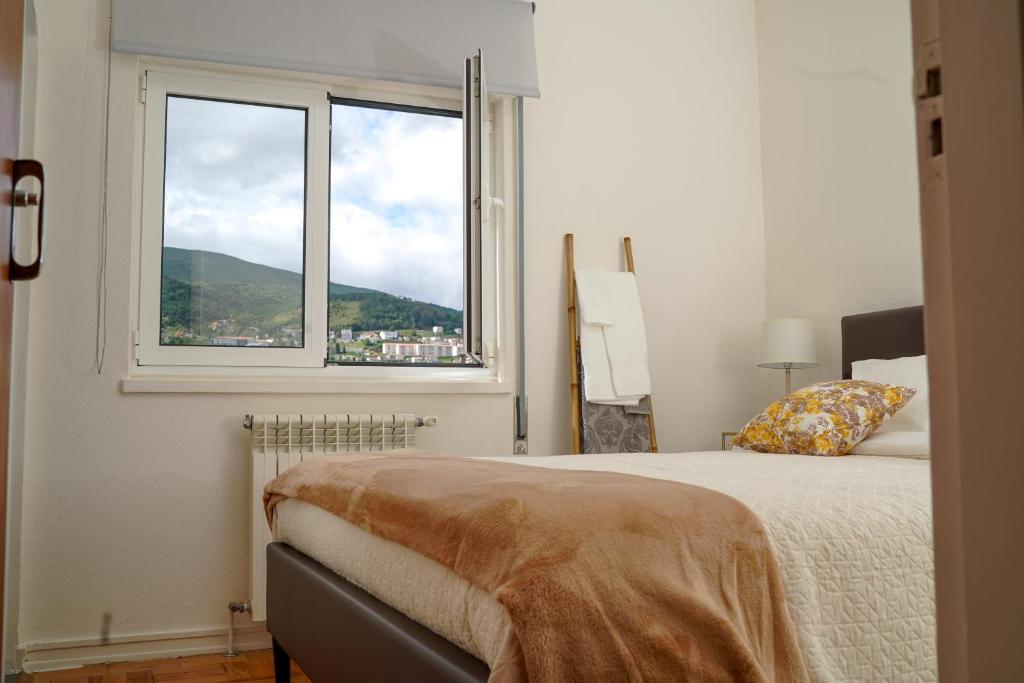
left=432, top=326, right=444, bottom=334
left=212, top=336, right=256, bottom=346
left=454, top=327, right=463, bottom=335
left=381, top=342, right=418, bottom=357
left=339, top=329, right=353, bottom=342
left=382, top=342, right=464, bottom=359
left=357, top=332, right=379, bottom=341
left=379, top=330, right=399, bottom=340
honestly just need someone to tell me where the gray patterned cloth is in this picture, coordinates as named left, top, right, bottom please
left=579, top=355, right=653, bottom=453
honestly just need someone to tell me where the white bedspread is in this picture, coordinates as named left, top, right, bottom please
left=272, top=451, right=935, bottom=682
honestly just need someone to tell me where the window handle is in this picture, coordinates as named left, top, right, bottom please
left=10, top=159, right=45, bottom=281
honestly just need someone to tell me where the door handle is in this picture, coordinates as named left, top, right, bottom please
left=10, top=159, right=44, bottom=281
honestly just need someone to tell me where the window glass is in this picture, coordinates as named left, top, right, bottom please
left=160, top=96, right=307, bottom=348
left=328, top=102, right=469, bottom=365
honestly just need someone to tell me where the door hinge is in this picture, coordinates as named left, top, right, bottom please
left=139, top=72, right=148, bottom=104
left=913, top=41, right=946, bottom=179
left=472, top=55, right=480, bottom=98
left=132, top=330, right=141, bottom=363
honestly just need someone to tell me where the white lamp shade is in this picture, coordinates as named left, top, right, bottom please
left=758, top=319, right=819, bottom=369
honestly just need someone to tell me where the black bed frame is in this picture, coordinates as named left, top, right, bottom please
left=268, top=305, right=925, bottom=683
left=840, top=305, right=925, bottom=379
left=267, top=543, right=488, bottom=682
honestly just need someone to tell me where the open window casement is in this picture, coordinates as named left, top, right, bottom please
left=463, top=50, right=489, bottom=363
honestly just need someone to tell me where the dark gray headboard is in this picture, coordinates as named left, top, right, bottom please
left=840, top=306, right=925, bottom=379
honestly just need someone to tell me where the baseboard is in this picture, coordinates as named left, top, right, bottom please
left=21, top=621, right=270, bottom=673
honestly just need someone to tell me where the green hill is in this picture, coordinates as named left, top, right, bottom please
left=160, top=247, right=462, bottom=342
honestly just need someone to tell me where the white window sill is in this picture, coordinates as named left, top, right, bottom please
left=121, top=373, right=511, bottom=395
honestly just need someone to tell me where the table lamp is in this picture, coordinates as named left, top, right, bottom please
left=758, top=318, right=819, bottom=396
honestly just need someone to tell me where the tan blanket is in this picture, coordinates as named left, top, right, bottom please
left=264, top=452, right=808, bottom=683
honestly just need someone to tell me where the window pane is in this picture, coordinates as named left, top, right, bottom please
left=328, top=102, right=471, bottom=365
left=160, top=96, right=306, bottom=348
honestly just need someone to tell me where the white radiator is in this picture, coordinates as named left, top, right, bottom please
left=247, top=413, right=437, bottom=621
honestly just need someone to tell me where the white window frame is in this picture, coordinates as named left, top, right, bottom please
left=138, top=71, right=329, bottom=368
left=131, top=63, right=514, bottom=390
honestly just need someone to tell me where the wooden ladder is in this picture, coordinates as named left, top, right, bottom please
left=565, top=233, right=658, bottom=454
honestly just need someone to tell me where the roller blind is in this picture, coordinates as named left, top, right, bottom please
left=112, top=0, right=539, bottom=98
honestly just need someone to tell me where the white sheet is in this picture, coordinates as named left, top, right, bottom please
left=272, top=451, right=935, bottom=682
left=851, top=430, right=930, bottom=458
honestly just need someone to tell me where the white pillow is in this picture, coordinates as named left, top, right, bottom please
left=850, top=430, right=930, bottom=459
left=851, top=354, right=929, bottom=433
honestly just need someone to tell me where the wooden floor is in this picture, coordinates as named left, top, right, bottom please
left=22, top=649, right=309, bottom=683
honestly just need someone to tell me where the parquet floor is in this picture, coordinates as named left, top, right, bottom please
left=22, top=649, right=310, bottom=683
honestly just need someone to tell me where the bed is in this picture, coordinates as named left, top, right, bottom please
left=266, top=305, right=933, bottom=682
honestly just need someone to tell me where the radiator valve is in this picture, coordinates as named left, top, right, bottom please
left=225, top=601, right=251, bottom=657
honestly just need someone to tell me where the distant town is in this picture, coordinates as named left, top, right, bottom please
left=327, top=326, right=471, bottom=364
left=163, top=322, right=472, bottom=364
left=158, top=247, right=468, bottom=363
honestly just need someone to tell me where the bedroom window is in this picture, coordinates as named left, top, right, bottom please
left=135, top=62, right=499, bottom=375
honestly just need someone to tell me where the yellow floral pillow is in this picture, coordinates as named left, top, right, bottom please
left=733, top=380, right=917, bottom=456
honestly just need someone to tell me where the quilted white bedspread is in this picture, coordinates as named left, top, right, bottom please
left=272, top=451, right=935, bottom=682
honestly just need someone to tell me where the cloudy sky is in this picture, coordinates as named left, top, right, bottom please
left=162, top=96, right=463, bottom=310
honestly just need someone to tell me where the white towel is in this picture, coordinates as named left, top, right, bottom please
left=574, top=270, right=651, bottom=405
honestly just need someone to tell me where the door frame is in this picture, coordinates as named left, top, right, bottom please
left=0, top=0, right=27, bottom=671
left=911, top=0, right=1024, bottom=680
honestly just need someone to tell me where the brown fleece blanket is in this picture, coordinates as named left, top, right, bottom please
left=264, top=452, right=807, bottom=683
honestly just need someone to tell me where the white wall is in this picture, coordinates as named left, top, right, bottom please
left=17, top=0, right=512, bottom=654
left=523, top=0, right=769, bottom=453
left=16, top=0, right=770, bottom=659
left=755, top=0, right=923, bottom=387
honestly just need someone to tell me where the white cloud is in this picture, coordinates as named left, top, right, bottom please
left=331, top=106, right=461, bottom=212
left=163, top=96, right=306, bottom=273
left=329, top=104, right=463, bottom=308
left=330, top=202, right=463, bottom=309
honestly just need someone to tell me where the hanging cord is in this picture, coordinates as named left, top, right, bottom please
left=95, top=3, right=113, bottom=374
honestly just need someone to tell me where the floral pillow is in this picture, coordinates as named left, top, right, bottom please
left=733, top=380, right=917, bottom=456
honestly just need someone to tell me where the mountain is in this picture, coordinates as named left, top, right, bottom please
left=160, top=247, right=462, bottom=339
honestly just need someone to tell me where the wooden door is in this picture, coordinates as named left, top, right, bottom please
left=911, top=0, right=1024, bottom=680
left=0, top=0, right=25, bottom=655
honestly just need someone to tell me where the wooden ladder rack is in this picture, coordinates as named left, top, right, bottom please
left=565, top=233, right=659, bottom=454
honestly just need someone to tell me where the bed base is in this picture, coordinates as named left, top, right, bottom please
left=266, top=542, right=489, bottom=683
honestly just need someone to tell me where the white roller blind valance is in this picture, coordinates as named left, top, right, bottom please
left=112, top=0, right=539, bottom=97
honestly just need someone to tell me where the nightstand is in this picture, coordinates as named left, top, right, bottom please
left=720, top=432, right=739, bottom=450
